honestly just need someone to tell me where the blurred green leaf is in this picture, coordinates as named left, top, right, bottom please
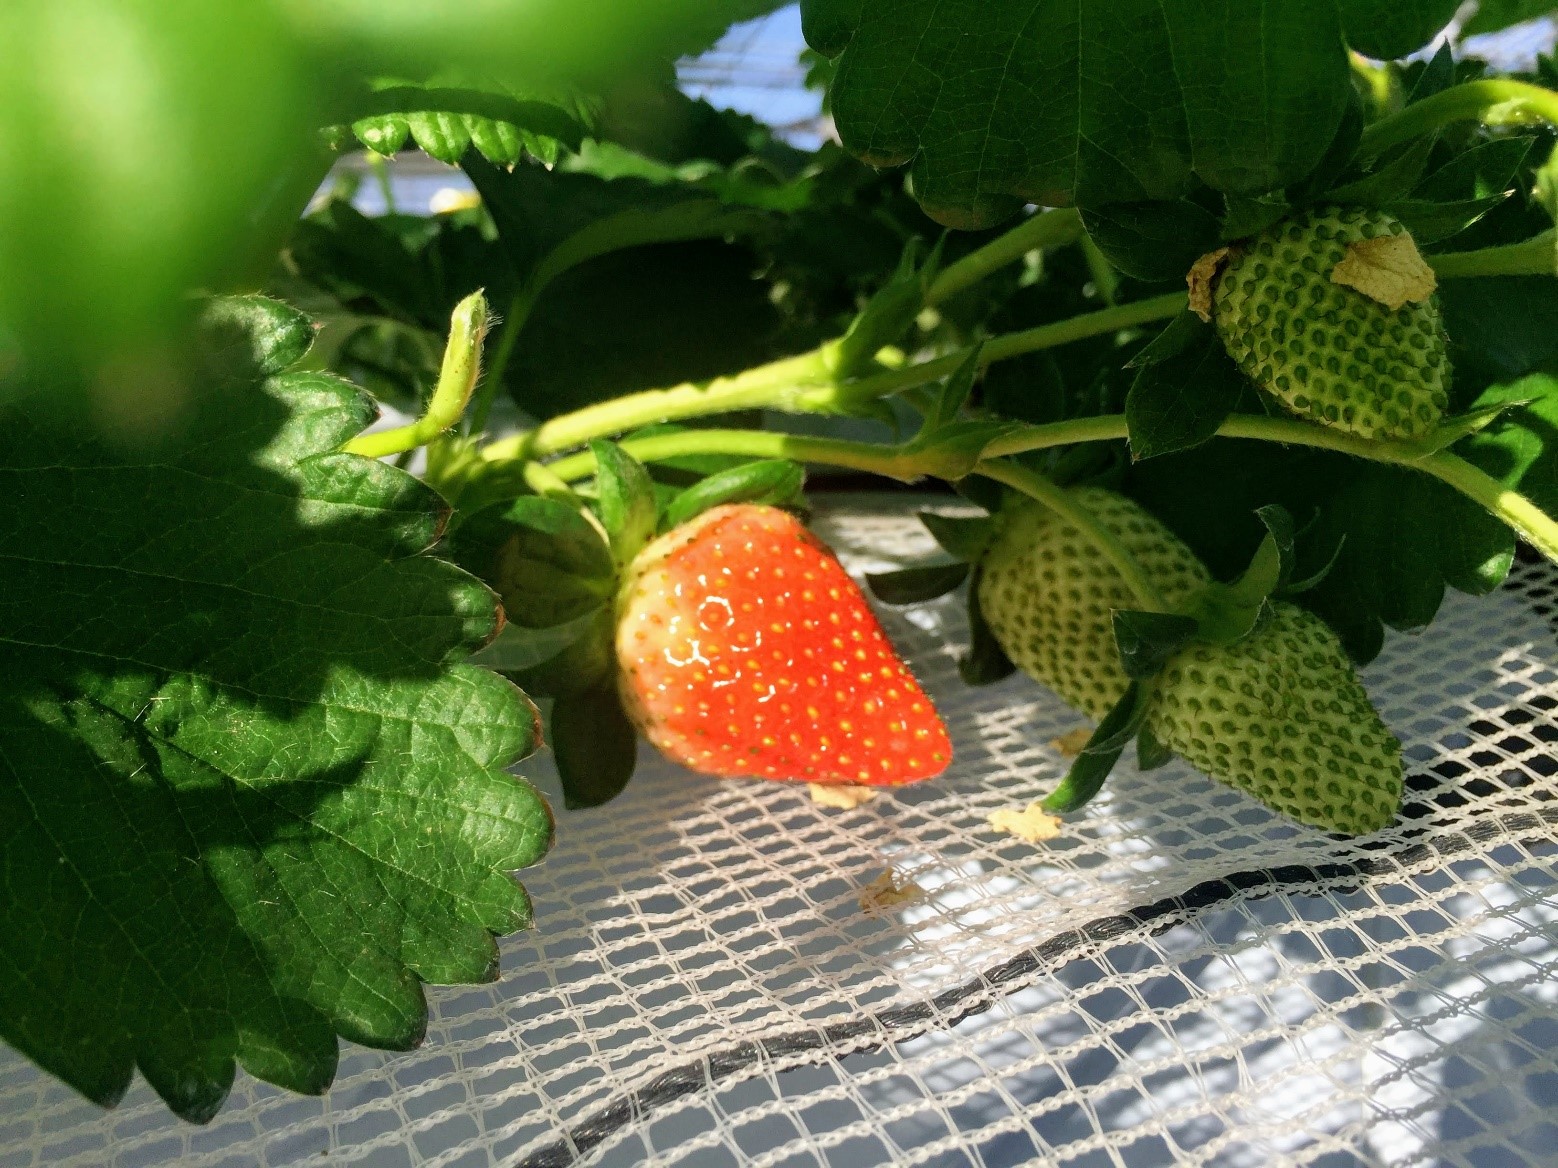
left=0, top=3, right=320, bottom=388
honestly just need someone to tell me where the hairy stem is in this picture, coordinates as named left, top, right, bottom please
left=466, top=285, right=535, bottom=436
left=1429, top=230, right=1557, bottom=279
left=482, top=349, right=836, bottom=462
left=343, top=290, right=490, bottom=459
left=1358, top=79, right=1558, bottom=159
left=925, top=208, right=1085, bottom=306
left=974, top=459, right=1168, bottom=612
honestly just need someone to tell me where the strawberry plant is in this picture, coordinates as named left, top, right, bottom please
left=5, top=0, right=1558, bottom=1129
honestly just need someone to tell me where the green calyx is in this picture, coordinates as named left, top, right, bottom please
left=1212, top=205, right=1449, bottom=441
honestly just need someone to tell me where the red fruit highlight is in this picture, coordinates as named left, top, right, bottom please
left=616, top=504, right=952, bottom=785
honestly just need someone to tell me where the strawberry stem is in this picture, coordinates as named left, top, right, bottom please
left=1358, top=79, right=1558, bottom=160
left=536, top=412, right=1558, bottom=571
left=988, top=415, right=1558, bottom=568
left=466, top=284, right=537, bottom=437
left=1429, top=230, right=1557, bottom=279
left=924, top=207, right=1084, bottom=307
left=831, top=293, right=1187, bottom=408
left=542, top=429, right=920, bottom=483
left=973, top=459, right=1170, bottom=613
left=476, top=295, right=1187, bottom=465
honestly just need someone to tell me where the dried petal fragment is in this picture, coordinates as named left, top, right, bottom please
left=859, top=870, right=925, bottom=913
left=1187, top=247, right=1232, bottom=321
left=1330, top=233, right=1437, bottom=310
left=988, top=803, right=1064, bottom=844
left=809, top=783, right=877, bottom=809
left=1049, top=726, right=1094, bottom=757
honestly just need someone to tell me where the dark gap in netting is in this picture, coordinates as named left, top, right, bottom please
left=516, top=809, right=1558, bottom=1167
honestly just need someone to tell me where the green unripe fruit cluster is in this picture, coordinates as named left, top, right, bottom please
left=977, top=488, right=1403, bottom=833
left=1213, top=205, right=1449, bottom=440
left=978, top=487, right=1210, bottom=719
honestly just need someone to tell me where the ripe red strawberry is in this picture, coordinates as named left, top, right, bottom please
left=615, top=504, right=951, bottom=785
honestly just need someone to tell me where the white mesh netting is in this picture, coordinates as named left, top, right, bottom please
left=4, top=496, right=1557, bottom=1167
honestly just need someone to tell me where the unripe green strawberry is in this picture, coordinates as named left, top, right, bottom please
left=1147, top=602, right=1402, bottom=833
left=977, top=487, right=1210, bottom=719
left=1212, top=205, right=1449, bottom=440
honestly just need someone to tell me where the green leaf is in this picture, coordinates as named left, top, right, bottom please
left=488, top=239, right=784, bottom=421
left=1126, top=310, right=1209, bottom=370
left=960, top=567, right=1018, bottom=685
left=1301, top=464, right=1514, bottom=659
left=287, top=201, right=512, bottom=357
left=1407, top=42, right=1457, bottom=105
left=1441, top=275, right=1558, bottom=389
left=920, top=510, right=996, bottom=562
left=1111, top=611, right=1200, bottom=679
left=590, top=441, right=657, bottom=570
left=867, top=562, right=970, bottom=605
left=1221, top=193, right=1293, bottom=241
left=1041, top=682, right=1148, bottom=813
left=1463, top=374, right=1558, bottom=515
left=1125, top=439, right=1512, bottom=664
left=1413, top=137, right=1534, bottom=202
left=806, top=0, right=1351, bottom=224
left=1389, top=194, right=1511, bottom=245
left=1125, top=329, right=1246, bottom=460
left=0, top=296, right=551, bottom=1121
left=1081, top=201, right=1222, bottom=283
left=1136, top=725, right=1174, bottom=771
left=551, top=685, right=640, bottom=809
left=663, top=460, right=807, bottom=529
left=925, top=344, right=981, bottom=430
left=1326, top=136, right=1438, bottom=206
left=1338, top=0, right=1459, bottom=58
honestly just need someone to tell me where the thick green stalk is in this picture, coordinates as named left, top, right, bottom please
left=479, top=292, right=1187, bottom=464
left=974, top=459, right=1167, bottom=612
left=482, top=349, right=836, bottom=462
left=925, top=208, right=1085, bottom=306
left=343, top=290, right=490, bottom=459
left=530, top=411, right=1558, bottom=568
left=1358, top=79, right=1558, bottom=159
left=1429, top=230, right=1557, bottom=279
left=544, top=429, right=918, bottom=483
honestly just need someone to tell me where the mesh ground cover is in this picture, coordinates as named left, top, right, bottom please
left=3, top=496, right=1556, bottom=1167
